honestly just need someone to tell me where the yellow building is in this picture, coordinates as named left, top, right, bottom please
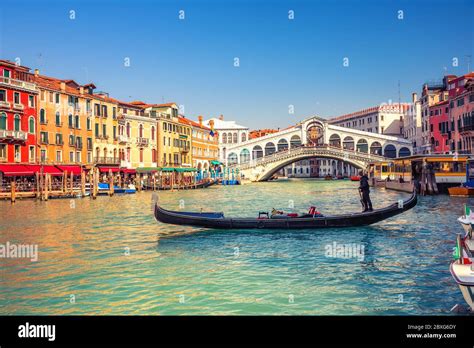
left=179, top=115, right=219, bottom=173
left=117, top=101, right=158, bottom=169
left=143, top=102, right=192, bottom=168
left=91, top=92, right=120, bottom=167
left=34, top=70, right=94, bottom=165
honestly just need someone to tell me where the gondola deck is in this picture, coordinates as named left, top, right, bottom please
left=154, top=192, right=417, bottom=229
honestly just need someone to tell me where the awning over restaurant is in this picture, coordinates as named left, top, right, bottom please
left=161, top=167, right=197, bottom=173
left=29, top=165, right=63, bottom=176
left=56, top=165, right=83, bottom=175
left=121, top=168, right=136, bottom=174
left=0, top=164, right=35, bottom=176
left=98, top=166, right=120, bottom=173
left=135, top=167, right=159, bottom=173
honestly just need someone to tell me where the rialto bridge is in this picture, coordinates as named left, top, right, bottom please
left=224, top=116, right=413, bottom=181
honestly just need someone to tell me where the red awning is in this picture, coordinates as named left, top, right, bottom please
left=98, top=166, right=120, bottom=173
left=121, top=168, right=136, bottom=174
left=28, top=165, right=63, bottom=176
left=56, top=165, right=83, bottom=175
left=0, top=164, right=35, bottom=176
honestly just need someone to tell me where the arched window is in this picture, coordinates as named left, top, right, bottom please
left=329, top=134, right=341, bottom=148
left=241, top=133, right=247, bottom=142
left=28, top=116, right=35, bottom=134
left=227, top=132, right=232, bottom=143
left=233, top=133, right=238, bottom=143
left=252, top=145, right=263, bottom=159
left=240, top=149, right=250, bottom=163
left=265, top=142, right=276, bottom=156
left=356, top=139, right=368, bottom=153
left=126, top=123, right=131, bottom=137
left=40, top=109, right=46, bottom=124
left=398, top=147, right=411, bottom=157
left=14, top=115, right=21, bottom=131
left=55, top=112, right=61, bottom=126
left=75, top=115, right=80, bottom=129
left=227, top=152, right=238, bottom=165
left=151, top=126, right=155, bottom=141
left=0, top=112, right=7, bottom=130
left=222, top=133, right=227, bottom=143
left=290, top=135, right=301, bottom=148
left=68, top=114, right=73, bottom=128
left=139, top=124, right=143, bottom=138
left=277, top=139, right=289, bottom=152
left=384, top=144, right=397, bottom=158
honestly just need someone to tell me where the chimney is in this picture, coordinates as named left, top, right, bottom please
left=34, top=69, right=39, bottom=76
left=79, top=86, right=84, bottom=95
left=60, top=81, right=66, bottom=91
left=219, top=114, right=224, bottom=120
left=198, top=115, right=203, bottom=126
left=412, top=93, right=417, bottom=103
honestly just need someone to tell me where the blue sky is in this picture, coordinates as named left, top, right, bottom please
left=0, top=0, right=473, bottom=129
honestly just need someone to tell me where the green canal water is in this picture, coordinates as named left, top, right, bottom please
left=0, top=180, right=470, bottom=315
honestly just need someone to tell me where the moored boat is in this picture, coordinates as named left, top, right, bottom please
left=154, top=191, right=417, bottom=230
left=448, top=186, right=474, bottom=197
left=450, top=233, right=474, bottom=312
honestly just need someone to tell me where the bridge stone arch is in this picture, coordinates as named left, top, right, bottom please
left=343, top=136, right=355, bottom=151
left=356, top=138, right=369, bottom=153
left=383, top=143, right=397, bottom=158
left=370, top=141, right=382, bottom=155
left=240, top=148, right=251, bottom=163
left=329, top=133, right=341, bottom=147
left=234, top=145, right=384, bottom=182
left=277, top=138, right=289, bottom=152
left=252, top=145, right=263, bottom=159
left=264, top=142, right=276, bottom=156
left=290, top=135, right=302, bottom=148
left=256, top=152, right=367, bottom=182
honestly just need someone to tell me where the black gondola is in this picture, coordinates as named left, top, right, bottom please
left=154, top=191, right=417, bottom=229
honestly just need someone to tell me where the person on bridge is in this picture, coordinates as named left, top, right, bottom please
left=358, top=171, right=373, bottom=212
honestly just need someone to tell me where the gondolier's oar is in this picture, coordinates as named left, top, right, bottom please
left=358, top=189, right=364, bottom=209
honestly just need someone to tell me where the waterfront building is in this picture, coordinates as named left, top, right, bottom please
left=179, top=115, right=219, bottom=173
left=33, top=70, right=94, bottom=165
left=428, top=100, right=450, bottom=154
left=449, top=73, right=474, bottom=153
left=419, top=76, right=455, bottom=153
left=143, top=102, right=192, bottom=167
left=0, top=60, right=38, bottom=163
left=117, top=101, right=158, bottom=169
left=91, top=92, right=120, bottom=167
left=403, top=93, right=423, bottom=154
left=328, top=103, right=409, bottom=136
left=203, top=115, right=249, bottom=163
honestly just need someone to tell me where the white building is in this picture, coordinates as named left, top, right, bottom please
left=328, top=103, right=410, bottom=136
left=203, top=115, right=249, bottom=163
left=403, top=93, right=423, bottom=154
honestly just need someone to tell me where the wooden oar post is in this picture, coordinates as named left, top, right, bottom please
left=10, top=180, right=16, bottom=204
left=81, top=170, right=86, bottom=197
left=108, top=169, right=114, bottom=196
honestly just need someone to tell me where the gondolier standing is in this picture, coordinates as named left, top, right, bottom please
left=359, top=170, right=373, bottom=212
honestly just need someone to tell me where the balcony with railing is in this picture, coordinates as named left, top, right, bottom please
left=0, top=100, right=10, bottom=109
left=118, top=134, right=130, bottom=144
left=136, top=137, right=149, bottom=146
left=12, top=103, right=24, bottom=111
left=0, top=77, right=37, bottom=92
left=94, top=157, right=120, bottom=165
left=1, top=130, right=28, bottom=142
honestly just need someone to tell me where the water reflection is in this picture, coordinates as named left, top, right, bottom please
left=0, top=179, right=469, bottom=315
